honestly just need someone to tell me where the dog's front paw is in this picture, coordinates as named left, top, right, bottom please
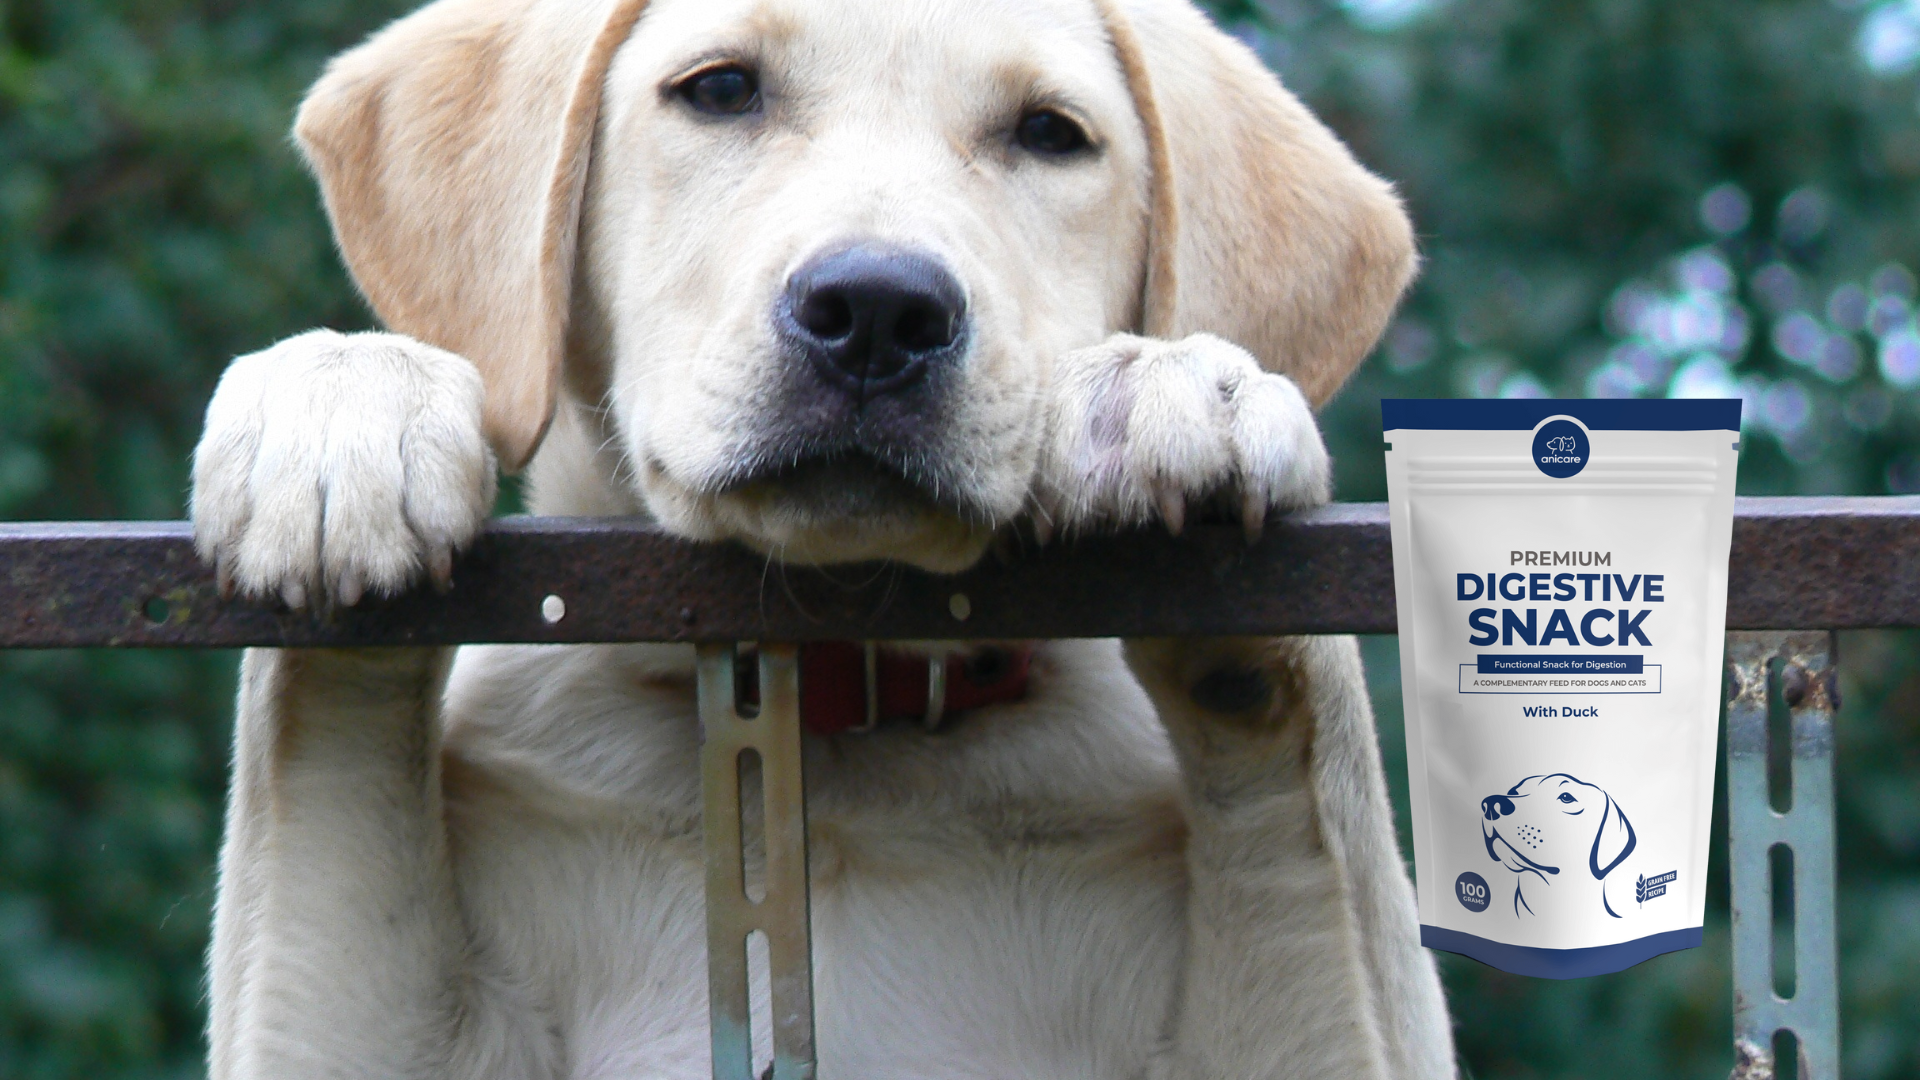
left=190, top=330, right=497, bottom=609
left=1031, top=333, right=1330, bottom=541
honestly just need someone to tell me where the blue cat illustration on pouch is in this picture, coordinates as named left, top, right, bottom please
left=1481, top=774, right=1637, bottom=919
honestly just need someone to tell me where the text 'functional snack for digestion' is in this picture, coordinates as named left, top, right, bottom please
left=1384, top=399, right=1740, bottom=979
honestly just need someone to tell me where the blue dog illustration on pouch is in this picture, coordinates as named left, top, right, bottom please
left=1481, top=774, right=1636, bottom=918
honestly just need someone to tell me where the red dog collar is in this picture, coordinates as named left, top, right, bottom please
left=736, top=642, right=1033, bottom=736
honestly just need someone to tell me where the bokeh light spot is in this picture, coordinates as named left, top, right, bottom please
left=1700, top=183, right=1753, bottom=236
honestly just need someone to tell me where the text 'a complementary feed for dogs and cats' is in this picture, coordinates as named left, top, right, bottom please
left=1384, top=399, right=1740, bottom=980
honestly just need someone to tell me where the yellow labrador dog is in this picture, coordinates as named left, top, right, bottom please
left=189, top=0, right=1456, bottom=1076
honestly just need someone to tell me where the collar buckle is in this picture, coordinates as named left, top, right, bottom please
left=851, top=643, right=948, bottom=734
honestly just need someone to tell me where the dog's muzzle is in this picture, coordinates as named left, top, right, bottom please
left=716, top=243, right=983, bottom=520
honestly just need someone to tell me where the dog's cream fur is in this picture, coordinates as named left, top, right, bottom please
left=189, top=0, right=1456, bottom=1076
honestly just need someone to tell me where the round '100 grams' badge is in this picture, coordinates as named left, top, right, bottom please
left=1455, top=871, right=1491, bottom=913
left=1532, top=418, right=1589, bottom=478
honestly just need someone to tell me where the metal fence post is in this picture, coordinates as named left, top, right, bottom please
left=698, top=644, right=817, bottom=1080
left=1726, top=632, right=1840, bottom=1079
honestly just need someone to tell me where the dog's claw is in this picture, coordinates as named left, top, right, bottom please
left=1242, top=492, right=1267, bottom=546
left=1156, top=484, right=1185, bottom=537
left=1029, top=492, right=1059, bottom=547
left=429, top=546, right=456, bottom=593
left=337, top=569, right=364, bottom=609
left=281, top=579, right=308, bottom=612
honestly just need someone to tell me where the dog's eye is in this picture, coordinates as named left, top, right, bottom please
left=1016, top=109, right=1091, bottom=156
left=1558, top=793, right=1576, bottom=803
left=677, top=65, right=760, bottom=116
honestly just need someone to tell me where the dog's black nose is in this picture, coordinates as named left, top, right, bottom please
left=1483, top=795, right=1515, bottom=820
left=780, top=245, right=967, bottom=400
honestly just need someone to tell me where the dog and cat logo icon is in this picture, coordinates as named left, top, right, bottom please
left=1531, top=418, right=1590, bottom=478
left=1464, top=773, right=1673, bottom=919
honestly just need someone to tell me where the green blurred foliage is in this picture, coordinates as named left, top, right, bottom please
left=1276, top=0, right=1920, bottom=499
left=0, top=1, right=405, bottom=1075
left=0, top=0, right=1915, bottom=1077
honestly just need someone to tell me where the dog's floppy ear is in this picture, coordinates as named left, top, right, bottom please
left=1589, top=794, right=1637, bottom=879
left=1096, top=0, right=1417, bottom=405
left=294, top=0, right=651, bottom=470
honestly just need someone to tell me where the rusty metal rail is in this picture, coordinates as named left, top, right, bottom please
left=2, top=496, right=1916, bottom=648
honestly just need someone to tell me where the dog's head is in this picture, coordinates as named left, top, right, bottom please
left=1481, top=773, right=1637, bottom=883
left=294, top=0, right=1414, bottom=570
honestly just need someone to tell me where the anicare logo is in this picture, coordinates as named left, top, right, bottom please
left=1531, top=417, right=1589, bottom=478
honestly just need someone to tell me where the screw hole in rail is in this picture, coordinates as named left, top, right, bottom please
left=1771, top=842, right=1797, bottom=1000
left=1766, top=658, right=1794, bottom=813
left=746, top=928, right=771, bottom=1077
left=1773, top=1028, right=1800, bottom=1080
left=739, top=749, right=765, bottom=904
left=731, top=645, right=762, bottom=719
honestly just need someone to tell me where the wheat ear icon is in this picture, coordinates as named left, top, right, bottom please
left=1635, top=873, right=1648, bottom=907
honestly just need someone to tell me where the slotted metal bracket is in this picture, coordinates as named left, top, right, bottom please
left=698, top=644, right=817, bottom=1080
left=1727, top=632, right=1839, bottom=1080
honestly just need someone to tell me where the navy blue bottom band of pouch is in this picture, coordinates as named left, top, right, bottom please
left=1420, top=925, right=1704, bottom=979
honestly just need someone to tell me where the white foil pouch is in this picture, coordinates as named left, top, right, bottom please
left=1384, top=399, right=1740, bottom=978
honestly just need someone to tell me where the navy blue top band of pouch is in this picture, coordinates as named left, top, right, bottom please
left=1382, top=398, right=1743, bottom=432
